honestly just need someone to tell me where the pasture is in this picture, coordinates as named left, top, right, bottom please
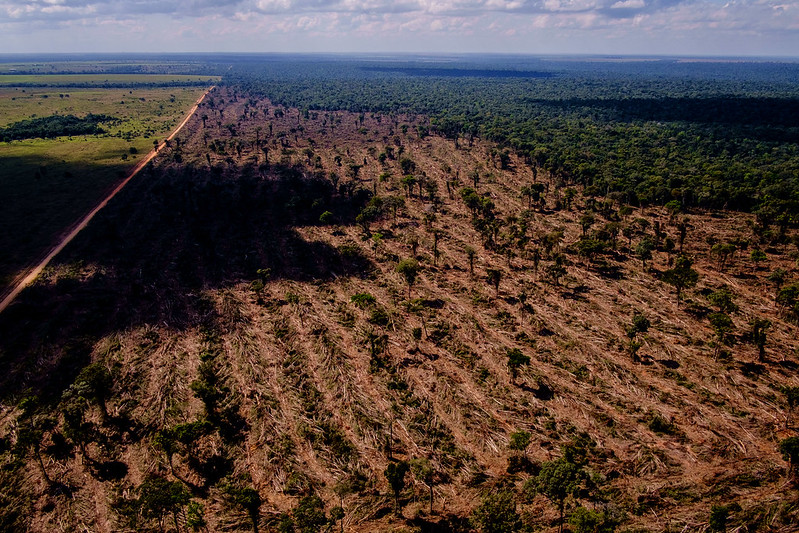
left=0, top=84, right=209, bottom=289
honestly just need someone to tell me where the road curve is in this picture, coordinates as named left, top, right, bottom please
left=0, top=86, right=215, bottom=314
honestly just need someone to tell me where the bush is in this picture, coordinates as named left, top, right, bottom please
left=471, top=490, right=522, bottom=533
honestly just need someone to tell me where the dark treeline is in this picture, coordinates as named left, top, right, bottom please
left=3, top=80, right=216, bottom=89
left=223, top=56, right=799, bottom=222
left=0, top=113, right=116, bottom=141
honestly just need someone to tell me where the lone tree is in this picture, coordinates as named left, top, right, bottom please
left=662, top=255, right=699, bottom=306
left=486, top=268, right=502, bottom=297
left=396, top=259, right=421, bottom=298
left=410, top=457, right=436, bottom=514
left=783, top=386, right=799, bottom=429
left=708, top=312, right=734, bottom=359
left=779, top=436, right=799, bottom=481
left=73, top=363, right=113, bottom=423
left=506, top=348, right=530, bottom=384
left=384, top=460, right=410, bottom=514
left=509, top=430, right=532, bottom=458
left=752, top=318, right=771, bottom=362
left=465, top=246, right=477, bottom=276
left=626, top=312, right=650, bottom=363
left=533, top=457, right=585, bottom=533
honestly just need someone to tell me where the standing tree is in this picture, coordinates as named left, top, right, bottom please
left=779, top=436, right=799, bottom=481
left=137, top=475, right=192, bottom=532
left=410, top=458, right=436, bottom=514
left=635, top=237, right=654, bottom=269
left=506, top=348, right=530, bottom=384
left=751, top=318, right=771, bottom=362
left=73, top=363, right=113, bottom=424
left=509, top=430, right=532, bottom=458
left=465, top=246, right=477, bottom=276
left=533, top=458, right=584, bottom=533
left=662, top=255, right=699, bottom=306
left=13, top=404, right=57, bottom=486
left=396, top=259, right=421, bottom=298
left=708, top=312, right=733, bottom=359
left=486, top=268, right=502, bottom=297
left=782, top=386, right=799, bottom=429
left=750, top=248, right=767, bottom=270
left=626, top=312, right=651, bottom=363
left=384, top=460, right=410, bottom=514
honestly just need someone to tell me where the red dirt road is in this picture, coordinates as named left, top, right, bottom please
left=0, top=86, right=215, bottom=314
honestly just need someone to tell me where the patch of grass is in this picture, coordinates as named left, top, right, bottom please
left=0, top=86, right=208, bottom=288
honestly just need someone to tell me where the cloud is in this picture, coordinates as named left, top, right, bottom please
left=0, top=0, right=796, bottom=55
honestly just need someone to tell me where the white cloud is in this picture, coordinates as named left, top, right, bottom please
left=0, top=0, right=796, bottom=54
left=610, top=0, right=645, bottom=8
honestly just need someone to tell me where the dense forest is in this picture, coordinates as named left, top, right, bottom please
left=226, top=56, right=799, bottom=220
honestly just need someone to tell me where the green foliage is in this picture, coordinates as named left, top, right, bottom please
left=751, top=318, right=771, bottom=361
left=471, top=490, right=522, bottom=533
left=575, top=238, right=607, bottom=262
left=569, top=506, right=622, bottom=533
left=626, top=312, right=650, bottom=339
left=73, top=362, right=113, bottom=420
left=707, top=288, right=739, bottom=314
left=292, top=494, right=329, bottom=533
left=0, top=113, right=116, bottom=141
left=662, top=255, right=699, bottom=304
left=709, top=504, right=729, bottom=532
left=779, top=436, right=799, bottom=474
left=399, top=157, right=417, bottom=175
left=776, top=283, right=799, bottom=322
left=708, top=312, right=734, bottom=354
left=226, top=486, right=262, bottom=533
left=384, top=460, right=410, bottom=512
left=137, top=475, right=192, bottom=528
left=506, top=348, right=530, bottom=382
left=509, top=430, right=532, bottom=454
left=350, top=292, right=377, bottom=308
left=635, top=237, right=654, bottom=266
left=396, top=258, right=421, bottom=297
left=486, top=268, right=502, bottom=295
left=534, top=458, right=585, bottom=530
left=750, top=248, right=768, bottom=266
left=187, top=501, right=207, bottom=531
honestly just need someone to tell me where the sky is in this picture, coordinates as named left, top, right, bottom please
left=0, top=0, right=797, bottom=57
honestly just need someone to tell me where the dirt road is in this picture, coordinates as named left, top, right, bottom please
left=0, top=86, right=215, bottom=314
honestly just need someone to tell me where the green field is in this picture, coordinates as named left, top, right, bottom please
left=0, top=85, right=208, bottom=289
left=0, top=73, right=220, bottom=86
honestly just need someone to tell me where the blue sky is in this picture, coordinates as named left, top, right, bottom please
left=1, top=0, right=797, bottom=56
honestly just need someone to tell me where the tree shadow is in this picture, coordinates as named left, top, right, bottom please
left=0, top=160, right=374, bottom=403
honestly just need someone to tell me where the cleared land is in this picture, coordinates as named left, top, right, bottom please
left=0, top=84, right=210, bottom=289
left=2, top=86, right=798, bottom=532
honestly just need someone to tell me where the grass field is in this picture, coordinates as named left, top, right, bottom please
left=0, top=85, right=209, bottom=289
left=0, top=74, right=220, bottom=86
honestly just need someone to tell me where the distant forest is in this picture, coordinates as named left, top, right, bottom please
left=224, top=56, right=799, bottom=225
